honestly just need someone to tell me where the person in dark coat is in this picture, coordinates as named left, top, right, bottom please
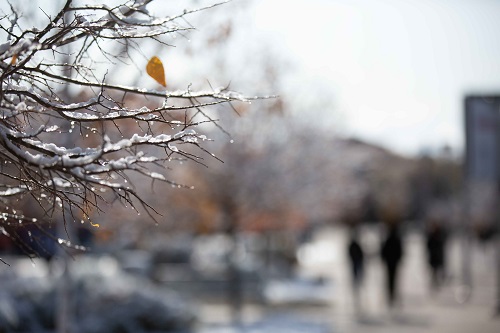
left=426, top=221, right=447, bottom=290
left=381, top=222, right=403, bottom=307
left=348, top=226, right=364, bottom=312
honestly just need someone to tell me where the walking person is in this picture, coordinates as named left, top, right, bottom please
left=381, top=221, right=403, bottom=308
left=426, top=220, right=447, bottom=291
left=348, top=225, right=365, bottom=313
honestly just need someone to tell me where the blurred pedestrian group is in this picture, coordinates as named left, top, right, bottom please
left=346, top=216, right=448, bottom=312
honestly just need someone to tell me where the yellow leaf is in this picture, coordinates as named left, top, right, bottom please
left=146, top=56, right=166, bottom=87
left=90, top=221, right=100, bottom=228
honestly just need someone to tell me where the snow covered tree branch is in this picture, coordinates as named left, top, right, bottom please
left=0, top=0, right=262, bottom=255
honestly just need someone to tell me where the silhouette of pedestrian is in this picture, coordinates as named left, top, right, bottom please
left=348, top=226, right=364, bottom=312
left=426, top=220, right=447, bottom=290
left=381, top=221, right=403, bottom=308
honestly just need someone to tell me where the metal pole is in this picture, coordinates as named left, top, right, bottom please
left=460, top=100, right=473, bottom=304
left=459, top=184, right=472, bottom=303
left=56, top=219, right=73, bottom=333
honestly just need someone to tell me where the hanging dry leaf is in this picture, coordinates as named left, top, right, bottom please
left=146, top=56, right=166, bottom=87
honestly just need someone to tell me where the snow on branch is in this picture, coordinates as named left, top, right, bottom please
left=0, top=0, right=265, bottom=248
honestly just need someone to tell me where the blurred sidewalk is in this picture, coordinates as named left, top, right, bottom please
left=196, top=225, right=500, bottom=333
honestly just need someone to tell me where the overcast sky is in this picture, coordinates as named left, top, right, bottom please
left=2, top=0, right=499, bottom=156
left=248, top=0, right=500, bottom=156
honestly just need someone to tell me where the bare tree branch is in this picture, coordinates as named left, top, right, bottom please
left=0, top=0, right=264, bottom=255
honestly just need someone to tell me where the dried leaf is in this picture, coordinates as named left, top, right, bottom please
left=146, top=56, right=166, bottom=87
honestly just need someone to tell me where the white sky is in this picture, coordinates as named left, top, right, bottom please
left=2, top=0, right=500, bottom=157
left=249, top=0, right=500, bottom=156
